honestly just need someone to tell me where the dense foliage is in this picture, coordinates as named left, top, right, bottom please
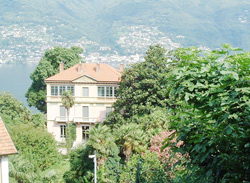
left=164, top=45, right=250, bottom=182
left=119, top=151, right=169, bottom=183
left=107, top=45, right=170, bottom=126
left=0, top=92, right=31, bottom=122
left=65, top=46, right=173, bottom=182
left=64, top=146, right=94, bottom=183
left=0, top=91, right=46, bottom=126
left=0, top=92, right=62, bottom=182
left=9, top=155, right=38, bottom=183
left=8, top=123, right=59, bottom=171
left=3, top=44, right=249, bottom=182
left=26, top=46, right=83, bottom=113
left=66, top=45, right=250, bottom=183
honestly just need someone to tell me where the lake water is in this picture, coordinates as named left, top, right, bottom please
left=0, top=63, right=39, bottom=113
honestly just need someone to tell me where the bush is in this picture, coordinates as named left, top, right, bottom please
left=0, top=91, right=31, bottom=122
left=166, top=45, right=250, bottom=182
left=8, top=123, right=60, bottom=171
left=119, top=151, right=169, bottom=183
left=64, top=146, right=94, bottom=183
left=30, top=113, right=47, bottom=127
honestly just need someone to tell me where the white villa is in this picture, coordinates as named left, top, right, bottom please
left=45, top=62, right=122, bottom=145
left=0, top=117, right=18, bottom=183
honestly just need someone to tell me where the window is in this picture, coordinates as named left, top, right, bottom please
left=106, top=87, right=113, bottom=97
left=114, top=87, right=117, bottom=97
left=60, top=125, right=66, bottom=138
left=98, top=86, right=117, bottom=97
left=82, top=87, right=89, bottom=97
left=98, top=87, right=105, bottom=97
left=106, top=107, right=112, bottom=117
left=82, top=106, right=89, bottom=118
left=82, top=126, right=90, bottom=140
left=59, top=86, right=66, bottom=95
left=67, top=86, right=74, bottom=94
left=51, top=85, right=74, bottom=96
left=51, top=86, right=58, bottom=96
left=96, top=103, right=104, bottom=106
left=60, top=106, right=66, bottom=117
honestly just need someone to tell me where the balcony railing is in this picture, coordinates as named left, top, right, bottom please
left=55, top=117, right=107, bottom=123
left=73, top=117, right=97, bottom=123
left=47, top=96, right=117, bottom=102
left=55, top=116, right=67, bottom=122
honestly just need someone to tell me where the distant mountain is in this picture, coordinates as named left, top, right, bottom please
left=0, top=0, right=250, bottom=63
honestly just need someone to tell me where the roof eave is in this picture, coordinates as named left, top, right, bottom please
left=0, top=151, right=18, bottom=156
left=45, top=80, right=120, bottom=84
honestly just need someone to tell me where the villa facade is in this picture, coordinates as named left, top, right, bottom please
left=45, top=62, right=122, bottom=146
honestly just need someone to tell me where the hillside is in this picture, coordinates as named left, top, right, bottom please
left=0, top=0, right=250, bottom=63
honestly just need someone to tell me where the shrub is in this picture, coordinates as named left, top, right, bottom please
left=8, top=123, right=60, bottom=171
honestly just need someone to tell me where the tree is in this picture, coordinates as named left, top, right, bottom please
left=164, top=45, right=250, bottom=182
left=150, top=130, right=183, bottom=179
left=30, top=113, right=47, bottom=128
left=107, top=45, right=170, bottom=126
left=87, top=124, right=117, bottom=166
left=0, top=92, right=46, bottom=127
left=26, top=46, right=83, bottom=113
left=114, top=123, right=148, bottom=162
left=9, top=155, right=38, bottom=183
left=62, top=90, right=75, bottom=155
left=65, top=125, right=121, bottom=183
left=119, top=151, right=169, bottom=183
left=0, top=92, right=63, bottom=182
left=0, top=91, right=31, bottom=122
left=64, top=146, right=94, bottom=183
left=8, top=123, right=60, bottom=171
left=131, top=108, right=170, bottom=137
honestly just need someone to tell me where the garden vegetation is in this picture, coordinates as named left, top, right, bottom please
left=64, top=44, right=250, bottom=182
left=2, top=44, right=249, bottom=182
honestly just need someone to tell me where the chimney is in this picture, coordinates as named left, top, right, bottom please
left=96, top=63, right=100, bottom=72
left=78, top=61, right=82, bottom=73
left=59, top=62, right=64, bottom=73
left=120, top=63, right=124, bottom=72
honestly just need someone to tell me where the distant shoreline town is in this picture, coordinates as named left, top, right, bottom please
left=0, top=24, right=180, bottom=65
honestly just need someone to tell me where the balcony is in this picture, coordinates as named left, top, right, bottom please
left=73, top=117, right=97, bottom=124
left=75, top=97, right=116, bottom=103
left=55, top=117, right=107, bottom=124
left=55, top=116, right=67, bottom=122
left=47, top=96, right=117, bottom=103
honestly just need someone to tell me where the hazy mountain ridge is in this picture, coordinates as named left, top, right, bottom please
left=0, top=0, right=250, bottom=63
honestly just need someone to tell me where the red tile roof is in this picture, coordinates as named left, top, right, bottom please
left=0, top=117, right=18, bottom=156
left=45, top=63, right=121, bottom=82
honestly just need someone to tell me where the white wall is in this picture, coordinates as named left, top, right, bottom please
left=47, top=120, right=66, bottom=143
left=0, top=156, right=9, bottom=183
left=46, top=83, right=117, bottom=144
left=0, top=157, right=1, bottom=183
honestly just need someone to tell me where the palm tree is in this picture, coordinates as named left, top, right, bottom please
left=62, top=90, right=74, bottom=155
left=115, top=123, right=147, bottom=161
left=9, top=155, right=38, bottom=183
left=87, top=125, right=116, bottom=166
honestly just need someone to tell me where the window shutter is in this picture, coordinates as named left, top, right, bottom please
left=60, top=106, right=66, bottom=116
left=106, top=107, right=112, bottom=117
left=82, top=87, right=89, bottom=97
left=82, top=106, right=89, bottom=118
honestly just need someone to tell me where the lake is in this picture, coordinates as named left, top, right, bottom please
left=0, top=63, right=39, bottom=113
